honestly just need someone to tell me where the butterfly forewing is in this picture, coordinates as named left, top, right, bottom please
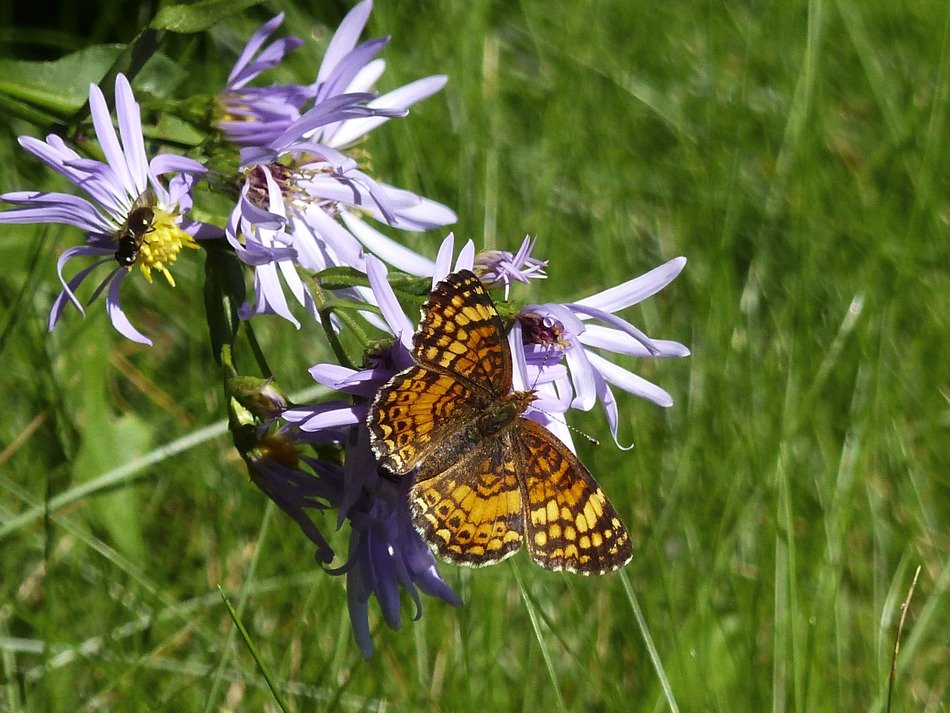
left=368, top=368, right=481, bottom=475
left=413, top=271, right=511, bottom=398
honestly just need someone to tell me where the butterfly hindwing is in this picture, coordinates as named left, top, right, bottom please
left=409, top=431, right=524, bottom=566
left=513, top=418, right=633, bottom=574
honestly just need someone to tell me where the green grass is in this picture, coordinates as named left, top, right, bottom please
left=0, top=0, right=946, bottom=710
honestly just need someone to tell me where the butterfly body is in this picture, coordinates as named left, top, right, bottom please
left=368, top=270, right=632, bottom=574
left=411, top=389, right=534, bottom=482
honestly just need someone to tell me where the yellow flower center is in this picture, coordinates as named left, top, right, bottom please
left=133, top=209, right=198, bottom=286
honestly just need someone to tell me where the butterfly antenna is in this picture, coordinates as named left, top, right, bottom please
left=523, top=402, right=600, bottom=446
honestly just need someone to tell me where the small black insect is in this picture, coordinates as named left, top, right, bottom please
left=113, top=192, right=155, bottom=266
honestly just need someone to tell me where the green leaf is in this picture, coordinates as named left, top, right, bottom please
left=61, top=323, right=147, bottom=563
left=73, top=414, right=150, bottom=564
left=152, top=0, right=266, bottom=33
left=0, top=45, right=123, bottom=117
left=135, top=51, right=188, bottom=99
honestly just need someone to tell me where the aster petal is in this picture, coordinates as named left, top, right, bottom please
left=531, top=372, right=574, bottom=414
left=282, top=403, right=363, bottom=431
left=105, top=269, right=151, bottom=345
left=277, top=255, right=317, bottom=319
left=17, top=134, right=80, bottom=173
left=365, top=255, right=413, bottom=347
left=308, top=363, right=387, bottom=397
left=341, top=212, right=435, bottom=276
left=347, top=585, right=374, bottom=659
left=247, top=262, right=300, bottom=327
left=149, top=154, right=207, bottom=177
left=346, top=58, right=386, bottom=92
left=328, top=75, right=448, bottom=147
left=508, top=322, right=530, bottom=392
left=266, top=92, right=384, bottom=153
left=287, top=216, right=335, bottom=271
left=318, top=0, right=373, bottom=84
left=301, top=204, right=366, bottom=269
left=249, top=457, right=336, bottom=564
left=454, top=240, right=475, bottom=272
left=18, top=137, right=125, bottom=217
left=523, top=359, right=570, bottom=388
left=371, top=184, right=457, bottom=231
left=88, top=81, right=136, bottom=202
left=378, top=73, right=447, bottom=108
left=314, top=168, right=405, bottom=216
left=575, top=256, right=686, bottom=313
left=550, top=369, right=576, bottom=409
left=338, top=427, right=381, bottom=524
left=590, top=366, right=634, bottom=450
left=228, top=14, right=293, bottom=87
left=578, top=325, right=691, bottom=358
left=58, top=157, right=128, bottom=217
left=291, top=142, right=357, bottom=173
left=0, top=192, right=112, bottom=233
left=368, top=529, right=405, bottom=630
left=568, top=303, right=662, bottom=356
left=235, top=36, right=304, bottom=89
left=402, top=539, right=462, bottom=607
left=308, top=363, right=358, bottom=388
left=565, top=342, right=597, bottom=410
left=49, top=248, right=111, bottom=325
left=431, top=233, right=455, bottom=285
left=114, top=74, right=148, bottom=197
left=586, top=350, right=674, bottom=408
left=317, top=37, right=390, bottom=103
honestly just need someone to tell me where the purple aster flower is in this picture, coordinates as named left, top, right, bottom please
left=273, top=258, right=459, bottom=657
left=517, top=257, right=690, bottom=446
left=474, top=235, right=548, bottom=299
left=228, top=1, right=455, bottom=326
left=216, top=13, right=315, bottom=147
left=341, top=450, right=462, bottom=659
left=0, top=74, right=208, bottom=345
left=272, top=418, right=461, bottom=660
left=246, top=430, right=343, bottom=565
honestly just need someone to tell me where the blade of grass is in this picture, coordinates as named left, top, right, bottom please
left=765, top=0, right=825, bottom=216
left=885, top=565, right=922, bottom=713
left=218, top=585, right=291, bottom=713
left=512, top=563, right=569, bottom=713
left=0, top=612, right=22, bottom=713
left=619, top=569, right=680, bottom=713
left=205, top=502, right=275, bottom=712
left=869, top=556, right=950, bottom=712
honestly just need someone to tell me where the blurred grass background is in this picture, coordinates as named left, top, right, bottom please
left=0, top=0, right=946, bottom=710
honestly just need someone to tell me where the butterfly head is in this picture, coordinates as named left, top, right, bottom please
left=506, top=389, right=537, bottom=417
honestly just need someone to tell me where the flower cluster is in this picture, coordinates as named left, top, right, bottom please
left=0, top=3, right=688, bottom=659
